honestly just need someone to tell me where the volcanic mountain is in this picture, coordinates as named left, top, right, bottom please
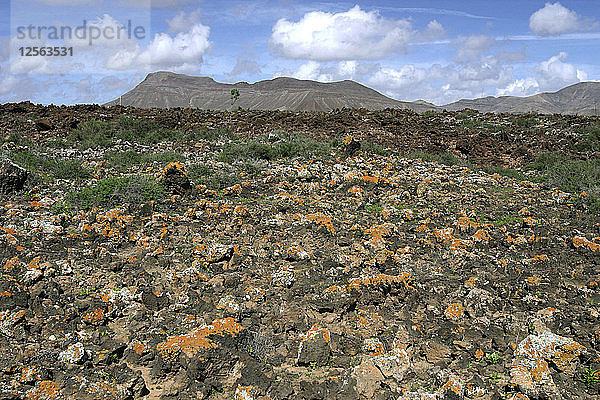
left=105, top=71, right=437, bottom=112
left=443, top=81, right=600, bottom=115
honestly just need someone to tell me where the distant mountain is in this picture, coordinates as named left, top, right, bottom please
left=105, top=71, right=437, bottom=112
left=443, top=82, right=600, bottom=115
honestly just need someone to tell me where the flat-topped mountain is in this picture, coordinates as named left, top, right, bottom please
left=443, top=81, right=600, bottom=115
left=105, top=71, right=437, bottom=112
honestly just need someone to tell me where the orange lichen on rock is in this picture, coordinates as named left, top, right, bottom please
left=524, top=254, right=548, bottom=264
left=472, top=229, right=491, bottom=243
left=26, top=380, right=60, bottom=400
left=456, top=216, right=480, bottom=232
left=300, top=325, right=331, bottom=344
left=131, top=340, right=146, bottom=355
left=573, top=236, right=600, bottom=252
left=465, top=277, right=477, bottom=288
left=348, top=272, right=414, bottom=292
left=157, top=317, right=244, bottom=359
left=306, top=212, right=335, bottom=234
left=348, top=185, right=365, bottom=196
left=510, top=331, right=585, bottom=395
left=355, top=309, right=383, bottom=331
left=362, top=337, right=386, bottom=356
left=526, top=276, right=542, bottom=285
left=160, top=161, right=187, bottom=177
left=276, top=192, right=304, bottom=204
left=3, top=256, right=22, bottom=270
left=364, top=223, right=397, bottom=248
left=234, top=385, right=256, bottom=400
left=433, top=227, right=454, bottom=243
left=523, top=216, right=538, bottom=227
left=439, top=375, right=463, bottom=396
left=475, top=348, right=484, bottom=361
left=444, top=303, right=464, bottom=321
left=83, top=308, right=105, bottom=325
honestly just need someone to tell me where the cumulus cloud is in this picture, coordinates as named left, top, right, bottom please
left=529, top=2, right=598, bottom=36
left=167, top=9, right=202, bottom=33
left=537, top=51, right=587, bottom=89
left=137, top=24, right=210, bottom=67
left=498, top=52, right=587, bottom=96
left=421, top=20, right=445, bottom=41
left=455, top=35, right=495, bottom=62
left=62, top=13, right=209, bottom=72
left=270, top=5, right=444, bottom=61
left=368, top=65, right=429, bottom=90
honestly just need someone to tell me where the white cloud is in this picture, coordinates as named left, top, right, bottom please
left=536, top=51, right=586, bottom=89
left=421, top=20, right=445, bottom=41
left=497, top=78, right=540, bottom=97
left=368, top=65, right=428, bottom=90
left=455, top=35, right=495, bottom=62
left=529, top=2, right=598, bottom=36
left=137, top=24, right=210, bottom=67
left=0, top=76, right=19, bottom=96
left=167, top=9, right=202, bottom=33
left=64, top=14, right=142, bottom=49
left=292, top=61, right=332, bottom=81
left=270, top=5, right=443, bottom=61
left=498, top=52, right=587, bottom=96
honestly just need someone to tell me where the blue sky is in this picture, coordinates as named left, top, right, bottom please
left=1, top=0, right=599, bottom=105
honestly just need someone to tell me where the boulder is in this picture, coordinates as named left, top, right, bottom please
left=0, top=159, right=28, bottom=194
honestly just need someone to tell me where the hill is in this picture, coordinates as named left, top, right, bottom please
left=105, top=71, right=437, bottom=112
left=444, top=81, right=600, bottom=115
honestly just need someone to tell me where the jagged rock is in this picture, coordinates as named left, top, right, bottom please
left=0, top=159, right=28, bottom=194
left=352, top=359, right=384, bottom=399
left=296, top=326, right=331, bottom=366
left=510, top=331, right=585, bottom=397
left=160, top=162, right=191, bottom=196
left=34, top=118, right=53, bottom=131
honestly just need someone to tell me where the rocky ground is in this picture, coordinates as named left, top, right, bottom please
left=0, top=102, right=599, bottom=399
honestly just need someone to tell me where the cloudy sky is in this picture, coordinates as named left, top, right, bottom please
left=0, top=0, right=599, bottom=105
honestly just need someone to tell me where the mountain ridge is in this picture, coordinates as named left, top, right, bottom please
left=105, top=71, right=437, bottom=112
left=443, top=81, right=600, bottom=115
left=107, top=71, right=600, bottom=115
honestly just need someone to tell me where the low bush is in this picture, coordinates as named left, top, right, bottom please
left=67, top=175, right=165, bottom=210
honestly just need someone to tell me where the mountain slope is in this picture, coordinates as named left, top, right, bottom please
left=105, top=71, right=437, bottom=112
left=443, top=82, right=600, bottom=115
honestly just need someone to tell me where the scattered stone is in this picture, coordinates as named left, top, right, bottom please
left=0, top=159, right=28, bottom=194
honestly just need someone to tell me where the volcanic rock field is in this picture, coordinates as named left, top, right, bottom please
left=0, top=102, right=599, bottom=400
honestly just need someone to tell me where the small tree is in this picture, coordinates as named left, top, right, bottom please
left=230, top=89, right=240, bottom=105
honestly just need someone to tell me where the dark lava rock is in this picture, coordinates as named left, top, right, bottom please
left=34, top=118, right=53, bottom=131
left=161, top=163, right=191, bottom=196
left=0, top=160, right=28, bottom=194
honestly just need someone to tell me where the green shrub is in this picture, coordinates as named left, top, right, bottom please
left=188, top=164, right=241, bottom=190
left=482, top=166, right=526, bottom=181
left=528, top=152, right=600, bottom=194
left=409, top=151, right=471, bottom=167
left=574, top=123, right=600, bottom=152
left=10, top=150, right=90, bottom=180
left=104, top=150, right=184, bottom=170
left=218, top=131, right=331, bottom=163
left=67, top=117, right=189, bottom=148
left=360, top=141, right=390, bottom=156
left=67, top=175, right=165, bottom=210
left=580, top=367, right=600, bottom=388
